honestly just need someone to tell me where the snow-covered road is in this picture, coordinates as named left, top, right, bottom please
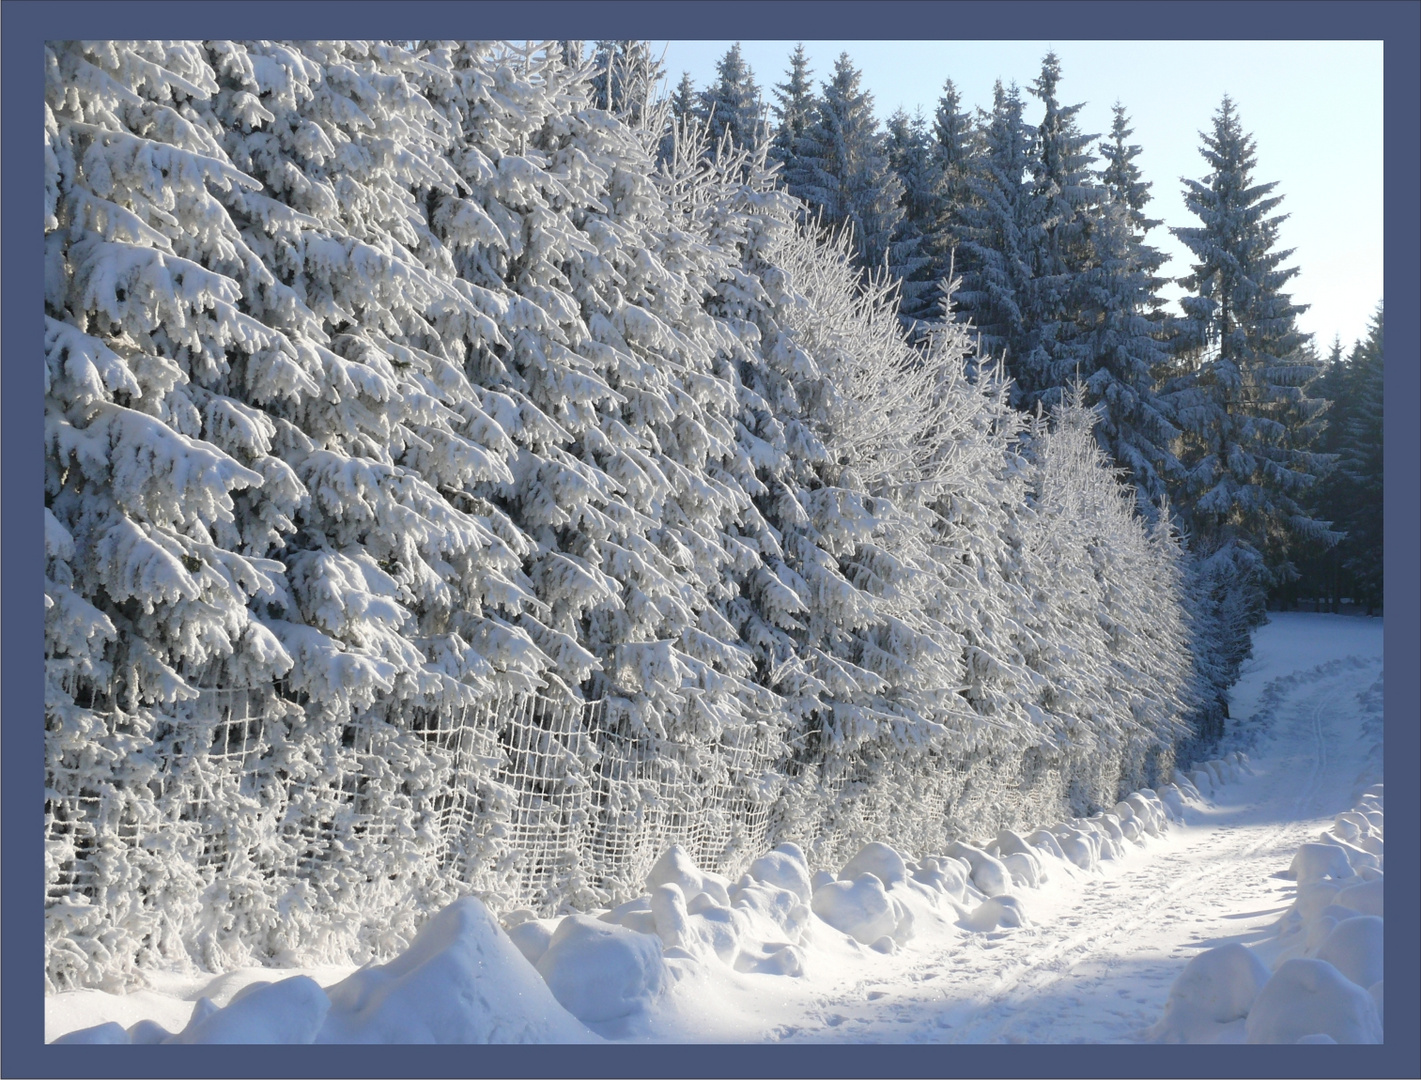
left=634, top=613, right=1385, bottom=1044
left=771, top=634, right=1382, bottom=1043
left=46, top=613, right=1384, bottom=1045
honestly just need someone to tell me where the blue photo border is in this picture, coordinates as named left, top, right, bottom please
left=4, top=3, right=1416, bottom=1077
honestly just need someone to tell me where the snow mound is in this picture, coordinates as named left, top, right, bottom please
left=728, top=877, right=812, bottom=944
left=1288, top=842, right=1355, bottom=884
left=960, top=895, right=1028, bottom=932
left=732, top=940, right=806, bottom=977
left=810, top=874, right=910, bottom=945
left=600, top=896, right=659, bottom=936
left=505, top=917, right=557, bottom=966
left=1002, top=850, right=1044, bottom=888
left=172, top=976, right=329, bottom=1044
left=535, top=915, right=666, bottom=1026
left=54, top=978, right=333, bottom=1045
left=1143, top=943, right=1270, bottom=1044
left=747, top=843, right=813, bottom=902
left=1314, top=916, right=1383, bottom=989
left=320, top=897, right=594, bottom=1043
left=989, top=831, right=1048, bottom=886
left=646, top=845, right=731, bottom=907
left=1244, top=959, right=1382, bottom=1044
left=943, top=841, right=1012, bottom=897
left=911, top=856, right=972, bottom=900
left=1156, top=784, right=1188, bottom=822
left=1147, top=780, right=1387, bottom=1046
left=1023, top=828, right=1070, bottom=864
left=128, top=1019, right=174, bottom=1044
left=1274, top=785, right=1384, bottom=958
left=51, top=1021, right=130, bottom=1044
left=1053, top=826, right=1098, bottom=871
left=839, top=841, right=909, bottom=888
left=1333, top=877, right=1382, bottom=918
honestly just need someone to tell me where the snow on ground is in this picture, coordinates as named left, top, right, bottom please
left=46, top=612, right=1384, bottom=1045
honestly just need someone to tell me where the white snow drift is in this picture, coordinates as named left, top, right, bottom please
left=1143, top=782, right=1384, bottom=1044
left=53, top=767, right=1237, bottom=1043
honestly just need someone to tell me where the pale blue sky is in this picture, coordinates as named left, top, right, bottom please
left=656, top=40, right=1383, bottom=355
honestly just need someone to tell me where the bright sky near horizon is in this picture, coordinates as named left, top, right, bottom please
left=657, top=41, right=1383, bottom=355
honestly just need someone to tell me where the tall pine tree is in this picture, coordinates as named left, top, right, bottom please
left=770, top=44, right=815, bottom=170
left=1295, top=308, right=1383, bottom=612
left=1169, top=96, right=1335, bottom=604
left=1080, top=103, right=1179, bottom=514
left=1334, top=307, right=1384, bottom=612
left=927, top=78, right=979, bottom=303
left=1020, top=52, right=1102, bottom=407
left=782, top=52, right=905, bottom=277
left=953, top=80, right=1037, bottom=386
left=659, top=70, right=700, bottom=165
left=699, top=43, right=766, bottom=153
left=884, top=108, right=941, bottom=326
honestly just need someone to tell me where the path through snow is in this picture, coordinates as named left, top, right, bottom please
left=754, top=613, right=1385, bottom=1044
left=45, top=613, right=1383, bottom=1045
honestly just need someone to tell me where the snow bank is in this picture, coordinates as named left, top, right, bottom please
left=747, top=843, right=814, bottom=902
left=1142, top=943, right=1270, bottom=1043
left=45, top=774, right=1225, bottom=1044
left=171, top=976, right=329, bottom=1044
left=839, top=841, right=910, bottom=888
left=54, top=899, right=598, bottom=1044
left=959, top=895, right=1029, bottom=932
left=1144, top=781, right=1385, bottom=1044
left=535, top=916, right=666, bottom=1026
left=943, top=841, right=1012, bottom=896
left=1244, top=959, right=1382, bottom=1044
left=317, top=898, right=595, bottom=1043
left=1314, top=916, right=1383, bottom=989
left=811, top=874, right=909, bottom=950
left=646, top=845, right=732, bottom=908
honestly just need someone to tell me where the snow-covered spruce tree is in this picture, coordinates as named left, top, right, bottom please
left=954, top=80, right=1038, bottom=393
left=698, top=43, right=766, bottom=154
left=781, top=53, right=907, bottom=279
left=44, top=40, right=309, bottom=988
left=732, top=220, right=976, bottom=859
left=884, top=108, right=943, bottom=328
left=915, top=78, right=981, bottom=325
left=1098, top=103, right=1160, bottom=244
left=208, top=40, right=573, bottom=951
left=931, top=77, right=979, bottom=249
left=738, top=218, right=1199, bottom=849
left=419, top=43, right=798, bottom=901
left=769, top=43, right=815, bottom=171
left=1081, top=104, right=1180, bottom=516
left=1169, top=96, right=1336, bottom=608
left=1020, top=53, right=1103, bottom=409
left=1285, top=335, right=1349, bottom=610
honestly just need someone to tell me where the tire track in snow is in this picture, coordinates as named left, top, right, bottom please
left=778, top=655, right=1379, bottom=1045
left=939, top=671, right=1357, bottom=1044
